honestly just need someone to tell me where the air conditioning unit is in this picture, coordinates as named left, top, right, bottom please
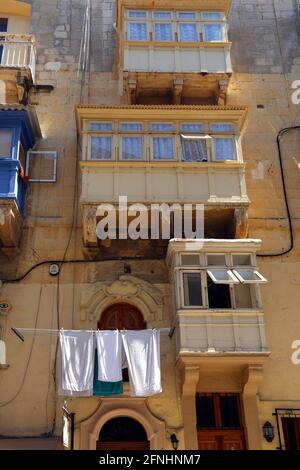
left=26, top=150, right=57, bottom=183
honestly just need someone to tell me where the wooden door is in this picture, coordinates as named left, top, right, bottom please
left=282, top=417, right=300, bottom=450
left=98, top=303, right=146, bottom=330
left=197, top=393, right=246, bottom=450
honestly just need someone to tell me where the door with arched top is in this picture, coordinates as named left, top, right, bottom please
left=96, top=417, right=150, bottom=451
left=98, top=303, right=146, bottom=382
left=98, top=303, right=146, bottom=330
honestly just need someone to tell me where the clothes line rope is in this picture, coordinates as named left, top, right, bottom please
left=11, top=327, right=176, bottom=341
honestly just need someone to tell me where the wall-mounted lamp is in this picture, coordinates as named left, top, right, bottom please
left=170, top=433, right=179, bottom=450
left=262, top=421, right=275, bottom=442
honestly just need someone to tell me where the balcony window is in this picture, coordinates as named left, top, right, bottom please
left=181, top=135, right=209, bottom=162
left=181, top=123, right=204, bottom=133
left=202, top=12, right=224, bottom=20
left=151, top=123, right=173, bottom=132
left=211, top=123, right=234, bottom=132
left=89, top=122, right=112, bottom=131
left=120, top=122, right=144, bottom=132
left=207, top=269, right=239, bottom=284
left=182, top=272, right=203, bottom=307
left=213, top=137, right=236, bottom=161
left=90, top=136, right=112, bottom=160
left=233, top=269, right=267, bottom=284
left=154, top=23, right=173, bottom=41
left=0, top=129, right=13, bottom=157
left=179, top=23, right=198, bottom=42
left=129, top=22, right=147, bottom=41
left=153, top=12, right=172, bottom=19
left=121, top=136, right=144, bottom=160
left=152, top=136, right=174, bottom=160
left=128, top=11, right=147, bottom=18
left=178, top=12, right=197, bottom=20
left=203, top=24, right=223, bottom=42
left=207, top=275, right=232, bottom=309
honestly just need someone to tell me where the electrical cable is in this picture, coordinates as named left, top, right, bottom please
left=258, top=126, right=300, bottom=257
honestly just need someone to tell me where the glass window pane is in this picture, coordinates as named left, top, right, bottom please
left=151, top=123, right=173, bottom=132
left=154, top=11, right=171, bottom=19
left=179, top=12, right=196, bottom=19
left=154, top=23, right=172, bottom=41
left=120, top=122, right=143, bottom=132
left=90, top=136, right=112, bottom=160
left=122, top=136, right=143, bottom=160
left=181, top=123, right=204, bottom=132
left=204, top=24, right=222, bottom=41
left=153, top=137, right=174, bottom=160
left=183, top=272, right=202, bottom=306
left=196, top=395, right=216, bottom=429
left=0, top=129, right=13, bottom=157
left=129, top=23, right=147, bottom=40
left=233, top=269, right=267, bottom=284
left=232, top=254, right=252, bottom=266
left=182, top=138, right=208, bottom=162
left=179, top=23, right=198, bottom=41
left=181, top=254, right=200, bottom=266
left=89, top=122, right=112, bottom=131
left=203, top=12, right=223, bottom=20
left=207, top=269, right=239, bottom=284
left=128, top=11, right=147, bottom=18
left=207, top=254, right=226, bottom=266
left=234, top=284, right=252, bottom=309
left=220, top=395, right=241, bottom=429
left=211, top=123, right=234, bottom=132
left=214, top=138, right=235, bottom=161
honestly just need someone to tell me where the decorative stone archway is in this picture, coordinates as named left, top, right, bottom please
left=80, top=275, right=165, bottom=323
left=80, top=398, right=166, bottom=450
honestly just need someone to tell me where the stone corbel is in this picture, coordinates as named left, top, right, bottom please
left=234, top=207, right=249, bottom=238
left=181, top=366, right=199, bottom=450
left=218, top=79, right=229, bottom=106
left=82, top=206, right=99, bottom=259
left=127, top=78, right=137, bottom=104
left=0, top=203, right=23, bottom=258
left=172, top=79, right=184, bottom=104
left=242, top=364, right=264, bottom=450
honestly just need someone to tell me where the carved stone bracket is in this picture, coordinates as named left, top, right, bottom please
left=173, top=79, right=184, bottom=104
left=218, top=79, right=229, bottom=106
left=0, top=201, right=23, bottom=258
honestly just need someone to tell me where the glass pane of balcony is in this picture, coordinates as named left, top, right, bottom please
left=179, top=23, right=198, bottom=42
left=204, top=24, right=223, bottom=41
left=121, top=136, right=144, bottom=160
left=0, top=129, right=13, bottom=157
left=181, top=138, right=208, bottom=162
left=214, top=138, right=236, bottom=161
left=152, top=137, right=174, bottom=160
left=154, top=23, right=173, bottom=41
left=183, top=272, right=202, bottom=306
left=129, top=23, right=147, bottom=41
left=90, top=136, right=112, bottom=160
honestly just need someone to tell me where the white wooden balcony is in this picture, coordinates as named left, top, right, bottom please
left=0, top=34, right=36, bottom=82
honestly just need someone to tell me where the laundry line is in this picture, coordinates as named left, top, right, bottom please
left=11, top=326, right=176, bottom=342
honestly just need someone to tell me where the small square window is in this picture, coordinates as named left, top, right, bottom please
left=89, top=122, right=112, bottom=131
left=154, top=23, right=173, bottom=41
left=120, top=122, right=143, bottom=132
left=90, top=136, right=112, bottom=160
left=151, top=123, right=173, bottom=132
left=207, top=254, right=226, bottom=266
left=121, top=136, right=144, bottom=160
left=211, top=123, right=234, bottom=132
left=0, top=129, right=13, bottom=157
left=129, top=23, right=147, bottom=41
left=181, top=123, right=204, bottom=133
left=213, top=138, right=236, bottom=161
left=179, top=12, right=196, bottom=19
left=203, top=24, right=223, bottom=41
left=181, top=254, right=200, bottom=266
left=207, top=269, right=239, bottom=284
left=128, top=11, right=147, bottom=18
left=181, top=136, right=209, bottom=162
left=179, top=23, right=198, bottom=42
left=232, top=254, right=252, bottom=266
left=232, top=269, right=267, bottom=284
left=153, top=11, right=172, bottom=19
left=152, top=137, right=174, bottom=160
left=183, top=272, right=202, bottom=307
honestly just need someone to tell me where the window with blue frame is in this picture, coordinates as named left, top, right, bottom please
left=0, top=110, right=40, bottom=215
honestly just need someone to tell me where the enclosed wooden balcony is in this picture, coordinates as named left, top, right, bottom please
left=117, top=0, right=232, bottom=104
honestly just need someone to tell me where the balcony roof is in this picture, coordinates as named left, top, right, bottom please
left=76, top=104, right=247, bottom=132
left=0, top=104, right=42, bottom=140
left=0, top=1, right=31, bottom=17
left=117, top=0, right=232, bottom=26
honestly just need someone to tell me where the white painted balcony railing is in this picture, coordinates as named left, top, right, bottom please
left=0, top=34, right=36, bottom=82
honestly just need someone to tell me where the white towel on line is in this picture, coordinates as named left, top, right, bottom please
left=58, top=330, right=94, bottom=396
left=121, top=329, right=162, bottom=397
left=95, top=330, right=123, bottom=382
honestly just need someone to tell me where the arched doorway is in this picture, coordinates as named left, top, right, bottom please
left=98, top=303, right=146, bottom=330
left=98, top=303, right=146, bottom=382
left=96, top=417, right=150, bottom=450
